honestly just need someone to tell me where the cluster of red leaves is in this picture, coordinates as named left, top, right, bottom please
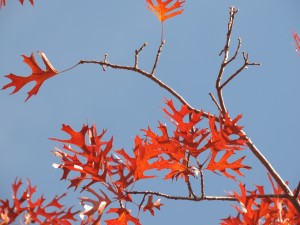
left=49, top=98, right=249, bottom=224
left=1, top=1, right=299, bottom=224
left=293, top=31, right=300, bottom=55
left=221, top=175, right=300, bottom=225
left=2, top=51, right=59, bottom=101
left=146, top=0, right=185, bottom=22
left=50, top=122, right=165, bottom=224
left=0, top=0, right=34, bottom=9
left=156, top=99, right=250, bottom=181
left=0, top=178, right=78, bottom=224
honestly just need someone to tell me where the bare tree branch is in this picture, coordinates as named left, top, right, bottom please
left=128, top=190, right=237, bottom=202
left=128, top=190, right=295, bottom=202
left=220, top=52, right=261, bottom=89
left=215, top=6, right=239, bottom=114
left=214, top=6, right=300, bottom=213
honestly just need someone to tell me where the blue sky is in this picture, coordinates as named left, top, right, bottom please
left=0, top=0, right=300, bottom=224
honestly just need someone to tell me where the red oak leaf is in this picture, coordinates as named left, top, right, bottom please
left=106, top=208, right=141, bottom=225
left=80, top=187, right=111, bottom=224
left=143, top=195, right=164, bottom=216
left=2, top=51, right=58, bottom=101
left=209, top=113, right=247, bottom=152
left=50, top=124, right=89, bottom=148
left=146, top=0, right=185, bottom=22
left=206, top=151, right=251, bottom=180
left=115, top=135, right=158, bottom=181
left=143, top=123, right=194, bottom=181
left=163, top=98, right=211, bottom=157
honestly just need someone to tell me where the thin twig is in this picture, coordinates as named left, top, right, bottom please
left=59, top=61, right=81, bottom=74
left=216, top=7, right=238, bottom=114
left=134, top=42, right=147, bottom=69
left=137, top=194, right=147, bottom=216
left=151, top=40, right=165, bottom=76
left=209, top=93, right=222, bottom=112
left=200, top=170, right=205, bottom=199
left=186, top=157, right=195, bottom=198
left=226, top=37, right=241, bottom=65
left=220, top=52, right=261, bottom=89
left=186, top=175, right=196, bottom=198
left=161, top=22, right=164, bottom=42
left=185, top=114, right=197, bottom=198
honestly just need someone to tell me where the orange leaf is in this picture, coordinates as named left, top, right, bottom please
left=209, top=113, right=247, bottom=152
left=106, top=208, right=141, bottom=225
left=206, top=151, right=251, bottom=180
left=115, top=135, right=157, bottom=181
left=143, top=195, right=164, bottom=216
left=2, top=51, right=58, bottom=101
left=143, top=123, right=194, bottom=181
left=163, top=99, right=210, bottom=157
left=146, top=0, right=185, bottom=22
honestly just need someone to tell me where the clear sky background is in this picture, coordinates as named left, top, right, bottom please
left=0, top=0, right=299, bottom=224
